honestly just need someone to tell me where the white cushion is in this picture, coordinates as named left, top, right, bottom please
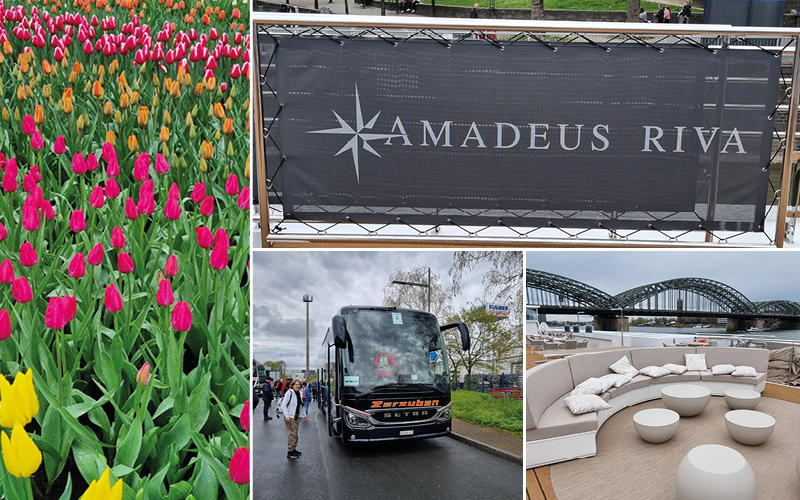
left=563, top=394, right=611, bottom=415
left=731, top=365, right=757, bottom=377
left=685, top=353, right=707, bottom=371
left=711, top=364, right=736, bottom=375
left=638, top=365, right=671, bottom=378
left=599, top=373, right=633, bottom=388
left=662, top=363, right=687, bottom=375
left=571, top=377, right=615, bottom=396
left=610, top=356, right=638, bottom=376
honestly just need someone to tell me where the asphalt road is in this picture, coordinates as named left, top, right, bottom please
left=252, top=399, right=523, bottom=499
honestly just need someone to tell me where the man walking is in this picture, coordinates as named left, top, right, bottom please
left=678, top=2, right=691, bottom=23
left=263, top=377, right=275, bottom=420
left=470, top=3, right=479, bottom=17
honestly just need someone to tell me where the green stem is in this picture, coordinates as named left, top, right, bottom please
left=25, top=476, right=33, bottom=500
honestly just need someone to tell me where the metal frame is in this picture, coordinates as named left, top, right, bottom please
left=253, top=14, right=800, bottom=247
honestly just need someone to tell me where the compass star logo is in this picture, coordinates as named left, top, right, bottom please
left=307, top=84, right=401, bottom=183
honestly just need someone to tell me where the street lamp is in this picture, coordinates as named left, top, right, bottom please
left=392, top=267, right=431, bottom=312
left=576, top=311, right=584, bottom=332
left=614, top=307, right=624, bottom=346
left=303, top=294, right=313, bottom=380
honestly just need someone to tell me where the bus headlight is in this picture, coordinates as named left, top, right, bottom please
left=344, top=410, right=370, bottom=429
left=436, top=408, right=451, bottom=422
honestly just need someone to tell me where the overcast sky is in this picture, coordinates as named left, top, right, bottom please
left=252, top=251, right=508, bottom=370
left=525, top=250, right=800, bottom=303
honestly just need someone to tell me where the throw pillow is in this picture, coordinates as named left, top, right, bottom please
left=662, top=363, right=688, bottom=375
left=563, top=394, right=611, bottom=415
left=638, top=365, right=671, bottom=378
left=572, top=377, right=616, bottom=396
left=711, top=364, right=736, bottom=375
left=685, top=353, right=707, bottom=371
left=610, top=356, right=638, bottom=376
left=599, top=373, right=633, bottom=388
left=731, top=366, right=757, bottom=377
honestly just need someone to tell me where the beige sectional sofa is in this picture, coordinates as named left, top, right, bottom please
left=525, top=347, right=769, bottom=468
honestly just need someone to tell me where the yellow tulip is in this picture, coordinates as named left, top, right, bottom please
left=1, top=421, right=42, bottom=478
left=106, top=131, right=116, bottom=146
left=0, top=369, right=39, bottom=428
left=81, top=468, right=123, bottom=500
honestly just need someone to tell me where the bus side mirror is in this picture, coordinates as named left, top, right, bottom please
left=332, top=315, right=347, bottom=348
left=441, top=322, right=470, bottom=351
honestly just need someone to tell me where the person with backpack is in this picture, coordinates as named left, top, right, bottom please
left=279, top=379, right=308, bottom=459
left=301, top=382, right=312, bottom=415
left=262, top=378, right=275, bottom=421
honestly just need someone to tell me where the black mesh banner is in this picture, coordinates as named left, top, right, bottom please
left=704, top=0, right=786, bottom=27
left=271, top=36, right=780, bottom=231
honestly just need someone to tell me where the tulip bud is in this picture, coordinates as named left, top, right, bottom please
left=0, top=310, right=10, bottom=340
left=0, top=223, right=6, bottom=242
left=104, top=283, right=123, bottom=313
left=19, top=243, right=37, bottom=267
left=128, top=135, right=139, bottom=152
left=223, top=117, right=233, bottom=135
left=163, top=109, right=171, bottom=125
left=155, top=153, right=169, bottom=174
left=171, top=301, right=192, bottom=331
left=214, top=130, right=221, bottom=142
left=0, top=260, right=14, bottom=284
left=34, top=105, right=44, bottom=126
left=69, top=210, right=86, bottom=232
left=89, top=186, right=104, bottom=209
left=225, top=174, right=239, bottom=196
left=165, top=255, right=178, bottom=277
left=195, top=226, right=212, bottom=249
left=87, top=243, right=104, bottom=266
left=226, top=141, right=234, bottom=157
left=156, top=279, right=174, bottom=306
left=125, top=198, right=139, bottom=220
left=228, top=447, right=249, bottom=485
left=111, top=227, right=125, bottom=249
left=191, top=182, right=205, bottom=203
left=12, top=276, right=33, bottom=303
left=30, top=131, right=44, bottom=151
left=209, top=244, right=228, bottom=271
left=200, top=196, right=213, bottom=217
left=105, top=178, right=120, bottom=200
left=76, top=113, right=85, bottom=131
left=118, top=253, right=135, bottom=274
left=240, top=399, right=250, bottom=431
left=238, top=187, right=250, bottom=210
left=159, top=126, right=170, bottom=143
left=137, top=105, right=149, bottom=126
left=136, top=363, right=150, bottom=386
left=68, top=253, right=85, bottom=279
left=164, top=197, right=180, bottom=220
left=53, top=135, right=66, bottom=154
left=189, top=124, right=197, bottom=139
left=103, top=101, right=113, bottom=115
left=106, top=131, right=116, bottom=147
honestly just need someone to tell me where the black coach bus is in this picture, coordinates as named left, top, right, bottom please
left=316, top=305, right=470, bottom=443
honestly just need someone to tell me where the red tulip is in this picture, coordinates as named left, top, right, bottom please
left=0, top=260, right=14, bottom=284
left=240, top=400, right=250, bottom=431
left=137, top=179, right=155, bottom=215
left=125, top=197, right=139, bottom=220
left=210, top=244, right=228, bottom=271
left=228, top=447, right=249, bottom=485
left=20, top=242, right=38, bottom=267
left=238, top=187, right=250, bottom=210
left=230, top=64, right=241, bottom=79
left=214, top=228, right=230, bottom=250
left=68, top=252, right=85, bottom=278
left=89, top=185, right=104, bottom=209
left=168, top=183, right=180, bottom=201
left=190, top=182, right=205, bottom=203
left=30, top=130, right=44, bottom=150
left=45, top=296, right=76, bottom=329
left=0, top=310, right=10, bottom=340
left=105, top=178, right=120, bottom=199
left=87, top=242, right=104, bottom=266
left=155, top=153, right=169, bottom=174
left=23, top=173, right=38, bottom=193
left=133, top=153, right=150, bottom=181
left=72, top=153, right=86, bottom=175
left=118, top=252, right=135, bottom=274
left=196, top=226, right=212, bottom=249
left=0, top=222, right=6, bottom=241
left=104, top=283, right=123, bottom=313
left=69, top=210, right=86, bottom=232
left=137, top=362, right=150, bottom=386
left=22, top=204, right=40, bottom=231
left=225, top=174, right=239, bottom=196
left=22, top=115, right=35, bottom=135
left=171, top=301, right=192, bottom=331
left=53, top=136, right=66, bottom=155
left=200, top=196, right=214, bottom=217
left=85, top=154, right=98, bottom=172
left=165, top=254, right=178, bottom=277
left=11, top=276, right=32, bottom=303
left=3, top=161, right=18, bottom=192
left=164, top=197, right=180, bottom=220
left=111, top=227, right=125, bottom=249
left=156, top=279, right=174, bottom=307
left=102, top=142, right=117, bottom=163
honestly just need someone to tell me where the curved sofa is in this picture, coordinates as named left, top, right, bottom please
left=525, top=347, right=769, bottom=469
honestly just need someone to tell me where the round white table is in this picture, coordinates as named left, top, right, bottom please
left=725, top=410, right=775, bottom=445
left=676, top=444, right=757, bottom=500
left=724, top=389, right=761, bottom=410
left=633, top=408, right=680, bottom=443
left=661, top=385, right=711, bottom=417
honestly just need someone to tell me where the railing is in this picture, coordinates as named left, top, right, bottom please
left=253, top=14, right=800, bottom=247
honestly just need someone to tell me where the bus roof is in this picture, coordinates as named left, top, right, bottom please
left=337, top=305, right=435, bottom=317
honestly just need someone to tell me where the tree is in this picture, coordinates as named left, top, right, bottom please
left=445, top=307, right=514, bottom=389
left=261, top=360, right=288, bottom=378
left=450, top=251, right=523, bottom=317
left=382, top=265, right=453, bottom=319
left=628, top=0, right=639, bottom=22
left=531, top=0, right=544, bottom=19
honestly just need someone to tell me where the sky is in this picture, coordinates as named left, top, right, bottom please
left=252, top=251, right=508, bottom=371
left=525, top=250, right=800, bottom=303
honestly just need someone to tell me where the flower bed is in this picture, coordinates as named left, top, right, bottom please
left=0, top=0, right=251, bottom=497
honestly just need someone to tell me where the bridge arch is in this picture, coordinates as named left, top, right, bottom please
left=613, top=278, right=756, bottom=314
left=526, top=269, right=616, bottom=309
left=754, top=300, right=800, bottom=316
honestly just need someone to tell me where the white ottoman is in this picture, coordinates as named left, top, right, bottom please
left=661, top=385, right=712, bottom=417
left=724, top=389, right=761, bottom=410
left=633, top=408, right=680, bottom=443
left=676, top=444, right=757, bottom=500
left=725, top=410, right=776, bottom=445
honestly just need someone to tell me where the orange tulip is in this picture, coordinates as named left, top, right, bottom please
left=137, top=106, right=149, bottom=126
left=223, top=118, right=233, bottom=135
left=128, top=135, right=139, bottom=152
left=16, top=86, right=25, bottom=101
left=169, top=81, right=181, bottom=98
left=120, top=92, right=129, bottom=109
left=34, top=105, right=44, bottom=125
left=159, top=126, right=170, bottom=142
left=103, top=101, right=113, bottom=116
left=92, top=81, right=104, bottom=99
left=213, top=102, right=225, bottom=120
left=232, top=8, right=241, bottom=18
left=41, top=60, right=53, bottom=75
left=205, top=75, right=216, bottom=91
left=200, top=140, right=213, bottom=160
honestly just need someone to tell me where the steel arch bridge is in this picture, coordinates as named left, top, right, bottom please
left=526, top=270, right=800, bottom=319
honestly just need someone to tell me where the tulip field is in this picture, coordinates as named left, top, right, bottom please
left=0, top=0, right=251, bottom=497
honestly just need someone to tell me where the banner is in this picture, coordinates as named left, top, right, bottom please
left=704, top=0, right=786, bottom=27
left=271, top=36, right=780, bottom=230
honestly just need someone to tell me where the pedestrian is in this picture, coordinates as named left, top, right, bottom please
left=302, top=382, right=312, bottom=415
left=262, top=377, right=275, bottom=421
left=279, top=379, right=308, bottom=459
left=678, top=1, right=691, bottom=23
left=638, top=7, right=649, bottom=22
left=470, top=2, right=478, bottom=18
left=663, top=5, right=671, bottom=22
left=654, top=4, right=664, bottom=22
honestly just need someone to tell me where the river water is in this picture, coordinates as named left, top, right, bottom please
left=629, top=326, right=800, bottom=342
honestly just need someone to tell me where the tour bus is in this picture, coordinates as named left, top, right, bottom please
left=316, top=305, right=470, bottom=443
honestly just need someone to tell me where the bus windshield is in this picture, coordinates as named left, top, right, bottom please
left=341, top=309, right=450, bottom=394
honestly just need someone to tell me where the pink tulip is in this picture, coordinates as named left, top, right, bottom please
left=3, top=161, right=18, bottom=192
left=22, top=115, right=35, bottom=135
left=20, top=242, right=38, bottom=267
left=45, top=296, right=77, bottom=329
left=87, top=242, right=104, bottom=266
left=136, top=362, right=150, bottom=386
left=171, top=301, right=192, bottom=331
left=200, top=196, right=214, bottom=217
left=164, top=197, right=180, bottom=220
left=133, top=153, right=150, bottom=181
left=0, top=260, right=14, bottom=284
left=111, top=227, right=125, bottom=249
left=238, top=187, right=250, bottom=210
left=30, top=130, right=44, bottom=150
left=156, top=279, right=174, bottom=307
left=165, top=254, right=178, bottom=277
left=11, top=276, right=32, bottom=303
left=89, top=185, right=104, bottom=209
left=53, top=136, right=66, bottom=155
left=22, top=204, right=40, bottom=231
left=240, top=400, right=250, bottom=431
left=155, top=153, right=169, bottom=174
left=209, top=244, right=228, bottom=271
left=125, top=197, right=139, bottom=220
left=190, top=182, right=205, bottom=203
left=214, top=228, right=230, bottom=250
left=69, top=210, right=86, bottom=232
left=0, top=223, right=7, bottom=241
left=0, top=310, right=10, bottom=340
left=72, top=153, right=86, bottom=175
left=225, top=174, right=239, bottom=196
left=68, top=253, right=85, bottom=279
left=105, top=178, right=120, bottom=199
left=118, top=252, right=134, bottom=274
left=228, top=447, right=249, bottom=485
left=196, top=226, right=212, bottom=249
left=104, top=283, right=123, bottom=313
left=137, top=179, right=155, bottom=215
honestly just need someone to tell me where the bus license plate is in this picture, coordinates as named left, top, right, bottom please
left=400, top=430, right=414, bottom=436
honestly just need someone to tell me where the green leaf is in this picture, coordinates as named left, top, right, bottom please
left=72, top=439, right=108, bottom=486
left=115, top=416, right=143, bottom=469
left=190, top=457, right=218, bottom=500
left=187, top=373, right=211, bottom=432
left=111, top=464, right=136, bottom=477
left=56, top=473, right=73, bottom=500
left=167, top=481, right=193, bottom=500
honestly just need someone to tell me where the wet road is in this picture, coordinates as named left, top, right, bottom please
left=251, top=399, right=523, bottom=499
